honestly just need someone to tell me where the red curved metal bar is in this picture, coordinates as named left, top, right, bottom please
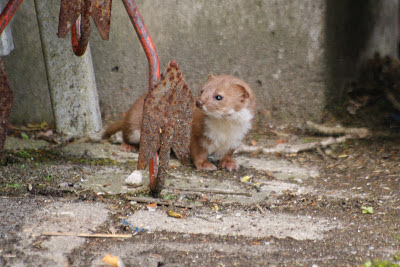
left=0, top=0, right=23, bottom=36
left=71, top=0, right=91, bottom=57
left=121, top=0, right=160, bottom=191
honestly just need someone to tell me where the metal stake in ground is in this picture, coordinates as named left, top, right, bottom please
left=0, top=59, right=13, bottom=162
left=138, top=60, right=193, bottom=195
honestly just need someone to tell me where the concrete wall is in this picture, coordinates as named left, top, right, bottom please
left=2, top=0, right=398, bottom=128
left=92, top=0, right=327, bottom=123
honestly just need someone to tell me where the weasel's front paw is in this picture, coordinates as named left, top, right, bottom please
left=196, top=160, right=217, bottom=171
left=121, top=142, right=138, bottom=152
left=219, top=158, right=239, bottom=172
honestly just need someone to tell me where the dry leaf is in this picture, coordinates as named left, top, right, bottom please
left=167, top=210, right=183, bottom=218
left=102, top=253, right=120, bottom=267
left=146, top=203, right=157, bottom=211
left=251, top=140, right=257, bottom=146
left=241, top=175, right=251, bottom=183
left=264, top=170, right=274, bottom=177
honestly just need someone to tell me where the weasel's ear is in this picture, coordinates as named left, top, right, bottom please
left=207, top=74, right=215, bottom=80
left=236, top=84, right=250, bottom=102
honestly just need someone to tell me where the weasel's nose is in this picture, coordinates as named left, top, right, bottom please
left=196, top=100, right=203, bottom=108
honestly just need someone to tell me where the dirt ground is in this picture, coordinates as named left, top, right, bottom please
left=1, top=113, right=400, bottom=267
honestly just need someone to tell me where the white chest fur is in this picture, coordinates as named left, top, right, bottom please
left=203, top=108, right=253, bottom=158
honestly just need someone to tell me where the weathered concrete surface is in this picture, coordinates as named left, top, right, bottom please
left=34, top=0, right=102, bottom=136
left=0, top=199, right=110, bottom=266
left=4, top=136, right=49, bottom=151
left=4, top=0, right=398, bottom=126
left=1, top=136, right=400, bottom=265
left=127, top=209, right=337, bottom=240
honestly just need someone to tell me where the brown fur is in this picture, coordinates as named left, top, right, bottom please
left=103, top=75, right=256, bottom=171
left=102, top=93, right=146, bottom=151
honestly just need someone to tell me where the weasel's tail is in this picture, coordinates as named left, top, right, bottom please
left=102, top=119, right=124, bottom=139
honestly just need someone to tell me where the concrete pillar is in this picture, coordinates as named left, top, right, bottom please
left=34, top=0, right=102, bottom=136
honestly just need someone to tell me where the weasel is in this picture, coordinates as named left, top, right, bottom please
left=190, top=74, right=256, bottom=171
left=102, top=93, right=146, bottom=151
left=103, top=74, right=256, bottom=171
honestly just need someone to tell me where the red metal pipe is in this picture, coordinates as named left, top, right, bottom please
left=121, top=0, right=160, bottom=189
left=0, top=0, right=23, bottom=36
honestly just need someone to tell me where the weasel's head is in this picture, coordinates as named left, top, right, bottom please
left=195, top=75, right=254, bottom=119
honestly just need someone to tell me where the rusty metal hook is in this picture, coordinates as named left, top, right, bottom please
left=0, top=58, right=14, bottom=162
left=71, top=0, right=91, bottom=56
left=59, top=0, right=112, bottom=56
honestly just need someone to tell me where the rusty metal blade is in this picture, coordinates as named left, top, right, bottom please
left=170, top=81, right=193, bottom=165
left=57, top=0, right=81, bottom=38
left=91, top=0, right=112, bottom=40
left=138, top=60, right=193, bottom=185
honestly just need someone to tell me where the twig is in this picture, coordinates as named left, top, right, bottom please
left=42, top=232, right=132, bottom=238
left=306, top=121, right=400, bottom=139
left=126, top=196, right=195, bottom=209
left=385, top=91, right=400, bottom=112
left=255, top=203, right=266, bottom=214
left=305, top=121, right=369, bottom=138
left=172, top=188, right=252, bottom=197
left=236, top=135, right=353, bottom=155
left=316, top=146, right=330, bottom=161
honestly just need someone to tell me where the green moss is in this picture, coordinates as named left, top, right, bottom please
left=0, top=183, right=25, bottom=195
left=162, top=194, right=176, bottom=200
left=363, top=259, right=399, bottom=267
left=12, top=149, right=64, bottom=162
left=17, top=150, right=32, bottom=159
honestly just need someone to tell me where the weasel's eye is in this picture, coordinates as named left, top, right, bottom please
left=215, top=95, right=223, bottom=101
left=200, top=90, right=204, bottom=94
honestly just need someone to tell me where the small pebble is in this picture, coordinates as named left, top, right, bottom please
left=125, top=170, right=147, bottom=186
